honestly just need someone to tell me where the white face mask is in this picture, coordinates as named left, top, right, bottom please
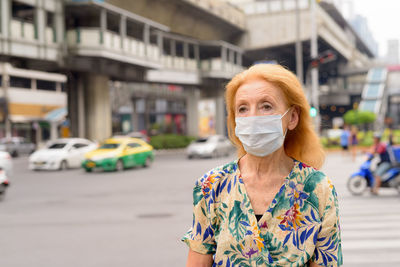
left=235, top=108, right=291, bottom=157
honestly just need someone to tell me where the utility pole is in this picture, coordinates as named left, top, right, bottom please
left=310, top=0, right=320, bottom=133
left=295, top=0, right=303, bottom=84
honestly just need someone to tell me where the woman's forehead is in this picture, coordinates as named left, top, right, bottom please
left=235, top=79, right=284, bottom=101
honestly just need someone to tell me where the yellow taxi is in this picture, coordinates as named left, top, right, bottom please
left=82, top=137, right=154, bottom=172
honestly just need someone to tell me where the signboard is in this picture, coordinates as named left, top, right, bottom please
left=198, top=99, right=216, bottom=137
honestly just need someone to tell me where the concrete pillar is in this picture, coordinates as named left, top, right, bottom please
left=236, top=52, right=242, bottom=66
left=120, top=15, right=126, bottom=49
left=143, top=24, right=150, bottom=56
left=54, top=0, right=64, bottom=44
left=215, top=94, right=225, bottom=135
left=183, top=42, right=189, bottom=68
left=34, top=122, right=42, bottom=147
left=1, top=0, right=11, bottom=53
left=157, top=31, right=163, bottom=54
left=229, top=49, right=235, bottom=64
left=77, top=77, right=85, bottom=138
left=85, top=74, right=111, bottom=141
left=194, top=45, right=200, bottom=69
left=35, top=0, right=46, bottom=57
left=50, top=121, right=58, bottom=141
left=1, top=67, right=11, bottom=138
left=170, top=39, right=176, bottom=57
left=186, top=88, right=200, bottom=136
left=31, top=79, right=37, bottom=91
left=131, top=97, right=139, bottom=132
left=221, top=46, right=227, bottom=71
left=100, top=8, right=107, bottom=44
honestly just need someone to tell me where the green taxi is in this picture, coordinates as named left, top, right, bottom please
left=82, top=137, right=154, bottom=172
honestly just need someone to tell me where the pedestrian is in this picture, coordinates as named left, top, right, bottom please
left=350, top=126, right=358, bottom=162
left=182, top=64, right=342, bottom=266
left=340, top=125, right=350, bottom=155
left=370, top=133, right=391, bottom=195
left=388, top=128, right=395, bottom=146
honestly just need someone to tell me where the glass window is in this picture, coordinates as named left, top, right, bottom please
left=99, top=143, right=120, bottom=149
left=37, top=80, right=56, bottom=91
left=12, top=2, right=34, bottom=23
left=10, top=76, right=31, bottom=89
left=48, top=143, right=67, bottom=149
left=73, top=143, right=88, bottom=149
left=36, top=80, right=57, bottom=91
left=128, top=143, right=141, bottom=148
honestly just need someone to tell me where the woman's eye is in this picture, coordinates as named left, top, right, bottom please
left=261, top=104, right=272, bottom=110
left=238, top=106, right=247, bottom=113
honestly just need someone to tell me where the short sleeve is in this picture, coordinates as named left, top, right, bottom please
left=181, top=182, right=216, bottom=255
left=312, top=181, right=343, bottom=266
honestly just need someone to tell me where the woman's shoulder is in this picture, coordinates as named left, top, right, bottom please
left=295, top=161, right=337, bottom=212
left=296, top=161, right=334, bottom=194
left=195, top=160, right=239, bottom=194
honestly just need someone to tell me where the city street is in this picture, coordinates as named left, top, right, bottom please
left=0, top=152, right=399, bottom=267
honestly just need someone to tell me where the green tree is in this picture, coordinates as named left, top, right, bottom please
left=344, top=110, right=375, bottom=126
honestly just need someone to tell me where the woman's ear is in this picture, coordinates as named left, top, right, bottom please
left=287, top=106, right=300, bottom=130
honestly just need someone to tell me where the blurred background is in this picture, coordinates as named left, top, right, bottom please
left=0, top=0, right=399, bottom=266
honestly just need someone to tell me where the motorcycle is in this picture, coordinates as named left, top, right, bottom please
left=347, top=151, right=400, bottom=195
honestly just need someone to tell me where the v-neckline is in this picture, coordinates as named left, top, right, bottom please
left=235, top=158, right=298, bottom=227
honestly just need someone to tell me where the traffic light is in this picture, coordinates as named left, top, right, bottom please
left=310, top=106, right=317, bottom=117
left=310, top=50, right=337, bottom=68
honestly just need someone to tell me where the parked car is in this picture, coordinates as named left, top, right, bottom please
left=29, top=138, right=97, bottom=171
left=0, top=168, right=10, bottom=199
left=0, top=151, right=12, bottom=199
left=0, top=137, right=35, bottom=157
left=82, top=137, right=154, bottom=172
left=186, top=135, right=234, bottom=159
left=0, top=151, right=13, bottom=176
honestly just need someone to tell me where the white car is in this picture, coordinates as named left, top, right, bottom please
left=29, top=138, right=97, bottom=171
left=0, top=151, right=12, bottom=198
left=186, top=135, right=234, bottom=159
left=0, top=169, right=10, bottom=198
left=0, top=151, right=13, bottom=176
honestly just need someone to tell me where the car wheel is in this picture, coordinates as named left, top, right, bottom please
left=85, top=168, right=92, bottom=173
left=11, top=151, right=18, bottom=158
left=115, top=159, right=124, bottom=172
left=187, top=155, right=193, bottom=159
left=59, top=160, right=68, bottom=171
left=143, top=156, right=153, bottom=168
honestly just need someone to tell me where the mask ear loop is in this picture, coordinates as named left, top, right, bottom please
left=281, top=107, right=293, bottom=138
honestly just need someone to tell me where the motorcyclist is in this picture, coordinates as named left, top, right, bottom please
left=370, top=133, right=391, bottom=194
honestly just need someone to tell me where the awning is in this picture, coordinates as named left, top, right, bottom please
left=44, top=107, right=67, bottom=122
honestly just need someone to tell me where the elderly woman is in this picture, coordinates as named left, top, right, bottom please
left=182, top=64, right=342, bottom=267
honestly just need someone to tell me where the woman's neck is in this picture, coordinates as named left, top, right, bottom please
left=239, top=147, right=294, bottom=182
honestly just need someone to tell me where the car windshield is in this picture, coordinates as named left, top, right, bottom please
left=48, top=143, right=67, bottom=149
left=99, top=143, right=120, bottom=149
left=195, top=138, right=209, bottom=143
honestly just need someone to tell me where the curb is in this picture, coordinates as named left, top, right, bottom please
left=154, top=148, right=186, bottom=156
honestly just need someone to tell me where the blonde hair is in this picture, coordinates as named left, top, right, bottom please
left=225, top=64, right=325, bottom=169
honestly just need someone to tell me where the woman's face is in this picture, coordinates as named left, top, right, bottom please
left=234, top=78, right=299, bottom=130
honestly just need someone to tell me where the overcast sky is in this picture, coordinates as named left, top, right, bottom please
left=341, top=0, right=400, bottom=57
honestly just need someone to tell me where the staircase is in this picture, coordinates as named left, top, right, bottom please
left=359, top=67, right=388, bottom=130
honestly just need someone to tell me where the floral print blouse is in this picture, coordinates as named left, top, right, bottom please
left=182, top=159, right=342, bottom=267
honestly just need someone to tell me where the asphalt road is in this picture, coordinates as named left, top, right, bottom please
left=0, top=151, right=399, bottom=267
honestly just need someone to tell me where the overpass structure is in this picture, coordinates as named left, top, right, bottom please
left=0, top=0, right=375, bottom=142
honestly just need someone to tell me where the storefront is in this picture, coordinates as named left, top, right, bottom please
left=111, top=82, right=199, bottom=136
